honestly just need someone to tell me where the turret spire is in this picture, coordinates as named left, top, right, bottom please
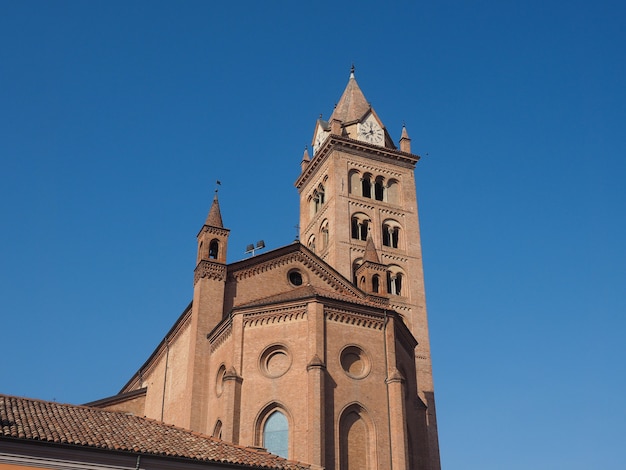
left=205, top=192, right=224, bottom=228
left=364, top=233, right=380, bottom=263
left=400, top=124, right=412, bottom=153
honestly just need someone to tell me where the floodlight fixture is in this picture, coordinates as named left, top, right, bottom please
left=245, top=240, right=266, bottom=256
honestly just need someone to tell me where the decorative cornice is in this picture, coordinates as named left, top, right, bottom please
left=346, top=159, right=403, bottom=178
left=348, top=199, right=376, bottom=211
left=379, top=207, right=407, bottom=218
left=198, top=225, right=230, bottom=237
left=194, top=260, right=227, bottom=284
left=325, top=306, right=385, bottom=330
left=295, top=135, right=419, bottom=189
left=380, top=253, right=409, bottom=264
left=243, top=306, right=307, bottom=328
left=208, top=318, right=232, bottom=353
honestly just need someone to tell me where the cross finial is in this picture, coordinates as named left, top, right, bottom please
left=215, top=180, right=221, bottom=194
left=350, top=64, right=355, bottom=78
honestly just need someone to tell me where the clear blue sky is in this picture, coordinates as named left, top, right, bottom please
left=1, top=1, right=624, bottom=468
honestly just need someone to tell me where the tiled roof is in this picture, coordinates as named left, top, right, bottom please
left=0, top=394, right=310, bottom=470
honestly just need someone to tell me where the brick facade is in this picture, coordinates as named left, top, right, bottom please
left=91, top=71, right=441, bottom=470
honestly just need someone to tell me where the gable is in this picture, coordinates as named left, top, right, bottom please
left=224, top=244, right=387, bottom=312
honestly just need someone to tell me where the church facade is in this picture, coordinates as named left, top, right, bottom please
left=91, top=69, right=441, bottom=470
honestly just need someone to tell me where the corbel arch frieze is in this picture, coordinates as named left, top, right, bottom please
left=194, top=261, right=227, bottom=284
left=242, top=305, right=307, bottom=328
left=324, top=307, right=384, bottom=330
left=346, top=159, right=403, bottom=179
left=208, top=318, right=232, bottom=353
left=200, top=226, right=230, bottom=237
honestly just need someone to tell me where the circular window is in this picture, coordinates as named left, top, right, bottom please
left=340, top=345, right=370, bottom=379
left=260, top=344, right=292, bottom=378
left=215, top=364, right=226, bottom=397
left=288, top=269, right=303, bottom=286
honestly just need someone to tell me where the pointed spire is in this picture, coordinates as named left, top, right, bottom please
left=400, top=123, right=412, bottom=153
left=329, top=65, right=371, bottom=124
left=401, top=124, right=410, bottom=140
left=364, top=233, right=380, bottom=263
left=302, top=146, right=310, bottom=162
left=205, top=192, right=223, bottom=228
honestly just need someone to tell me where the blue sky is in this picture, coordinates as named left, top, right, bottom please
left=1, top=1, right=624, bottom=468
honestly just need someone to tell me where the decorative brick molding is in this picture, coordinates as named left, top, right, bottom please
left=208, top=318, right=232, bottom=353
left=194, top=260, right=227, bottom=284
left=348, top=199, right=376, bottom=211
left=198, top=226, right=230, bottom=237
left=295, top=135, right=418, bottom=189
left=380, top=253, right=409, bottom=264
left=233, top=249, right=359, bottom=297
left=379, top=207, right=407, bottom=218
left=243, top=306, right=307, bottom=328
left=347, top=160, right=404, bottom=180
left=325, top=307, right=384, bottom=330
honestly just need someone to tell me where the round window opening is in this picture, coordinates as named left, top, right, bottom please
left=340, top=345, right=370, bottom=379
left=260, top=344, right=292, bottom=378
left=288, top=270, right=303, bottom=286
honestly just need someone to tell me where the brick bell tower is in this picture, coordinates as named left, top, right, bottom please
left=296, top=67, right=441, bottom=469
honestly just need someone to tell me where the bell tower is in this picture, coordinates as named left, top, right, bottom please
left=296, top=68, right=440, bottom=469
left=183, top=191, right=230, bottom=431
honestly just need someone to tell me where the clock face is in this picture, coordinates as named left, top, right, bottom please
left=358, top=120, right=383, bottom=144
left=314, top=131, right=328, bottom=153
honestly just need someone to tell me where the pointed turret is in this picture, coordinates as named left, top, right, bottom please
left=301, top=146, right=310, bottom=172
left=329, top=65, right=371, bottom=125
left=196, top=191, right=229, bottom=266
left=364, top=233, right=380, bottom=263
left=400, top=124, right=412, bottom=153
left=205, top=192, right=224, bottom=228
left=355, top=234, right=388, bottom=295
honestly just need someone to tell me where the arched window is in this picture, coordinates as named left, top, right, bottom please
left=308, top=235, right=316, bottom=253
left=209, top=240, right=219, bottom=259
left=372, top=275, right=380, bottom=293
left=213, top=420, right=223, bottom=439
left=309, top=195, right=317, bottom=217
left=352, top=259, right=363, bottom=286
left=320, top=220, right=329, bottom=250
left=386, top=271, right=403, bottom=296
left=318, top=184, right=325, bottom=205
left=374, top=176, right=385, bottom=201
left=263, top=411, right=289, bottom=458
left=339, top=405, right=373, bottom=470
left=387, top=179, right=400, bottom=205
left=382, top=222, right=401, bottom=249
left=351, top=216, right=369, bottom=241
left=349, top=170, right=361, bottom=195
left=361, top=174, right=372, bottom=199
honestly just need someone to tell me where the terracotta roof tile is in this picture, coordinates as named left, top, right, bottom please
left=0, top=394, right=310, bottom=470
